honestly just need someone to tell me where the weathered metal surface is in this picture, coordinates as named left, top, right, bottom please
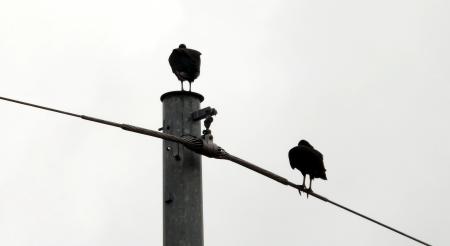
left=161, top=91, right=204, bottom=246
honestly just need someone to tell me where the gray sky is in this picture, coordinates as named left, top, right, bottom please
left=1, top=0, right=449, bottom=245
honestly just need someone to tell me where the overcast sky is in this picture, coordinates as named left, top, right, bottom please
left=1, top=0, right=449, bottom=245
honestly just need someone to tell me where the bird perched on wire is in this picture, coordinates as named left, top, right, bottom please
left=168, top=44, right=201, bottom=92
left=288, top=140, right=327, bottom=196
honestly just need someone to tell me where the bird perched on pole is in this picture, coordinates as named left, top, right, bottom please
left=288, top=140, right=327, bottom=197
left=168, top=44, right=201, bottom=92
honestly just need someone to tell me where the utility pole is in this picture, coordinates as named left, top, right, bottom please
left=161, top=91, right=205, bottom=246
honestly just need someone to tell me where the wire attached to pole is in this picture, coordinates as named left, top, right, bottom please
left=0, top=95, right=431, bottom=246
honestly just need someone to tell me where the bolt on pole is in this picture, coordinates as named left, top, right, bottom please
left=161, top=91, right=205, bottom=246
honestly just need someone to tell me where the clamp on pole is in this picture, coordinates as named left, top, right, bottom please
left=180, top=134, right=228, bottom=159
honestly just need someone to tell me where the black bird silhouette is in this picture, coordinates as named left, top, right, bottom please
left=288, top=140, right=327, bottom=195
left=168, top=44, right=201, bottom=91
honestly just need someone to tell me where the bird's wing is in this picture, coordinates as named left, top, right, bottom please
left=314, top=149, right=324, bottom=160
left=303, top=147, right=327, bottom=179
left=186, top=48, right=201, bottom=57
left=300, top=145, right=323, bottom=160
left=288, top=147, right=299, bottom=170
left=184, top=49, right=201, bottom=64
left=168, top=49, right=180, bottom=72
left=169, top=49, right=191, bottom=71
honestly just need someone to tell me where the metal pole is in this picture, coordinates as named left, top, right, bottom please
left=161, top=91, right=204, bottom=246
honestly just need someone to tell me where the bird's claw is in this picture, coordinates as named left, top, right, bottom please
left=296, top=184, right=306, bottom=190
left=306, top=188, right=313, bottom=199
left=296, top=185, right=306, bottom=196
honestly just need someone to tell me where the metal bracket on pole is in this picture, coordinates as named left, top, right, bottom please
left=191, top=107, right=217, bottom=121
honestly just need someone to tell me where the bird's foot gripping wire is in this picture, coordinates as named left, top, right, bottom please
left=295, top=184, right=306, bottom=196
left=295, top=184, right=313, bottom=198
left=305, top=188, right=314, bottom=199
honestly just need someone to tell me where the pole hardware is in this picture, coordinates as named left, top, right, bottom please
left=191, top=106, right=217, bottom=136
left=179, top=135, right=227, bottom=159
left=191, top=107, right=217, bottom=121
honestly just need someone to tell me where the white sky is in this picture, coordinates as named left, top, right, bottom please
left=1, top=0, right=449, bottom=245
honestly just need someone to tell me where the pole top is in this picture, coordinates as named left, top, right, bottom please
left=160, top=91, right=204, bottom=102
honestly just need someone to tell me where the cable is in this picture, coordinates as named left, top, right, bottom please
left=0, top=95, right=431, bottom=246
left=0, top=96, right=179, bottom=142
left=325, top=199, right=430, bottom=245
left=0, top=96, right=80, bottom=117
left=222, top=153, right=430, bottom=245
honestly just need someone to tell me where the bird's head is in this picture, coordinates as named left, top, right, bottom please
left=298, top=139, right=312, bottom=147
left=179, top=44, right=187, bottom=48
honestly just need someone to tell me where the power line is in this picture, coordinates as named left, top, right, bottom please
left=223, top=154, right=431, bottom=245
left=0, top=95, right=431, bottom=246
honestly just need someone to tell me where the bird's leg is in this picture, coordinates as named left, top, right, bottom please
left=309, top=177, right=313, bottom=191
left=307, top=176, right=313, bottom=199
left=180, top=81, right=184, bottom=91
left=189, top=82, right=192, bottom=92
left=298, top=175, right=307, bottom=196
